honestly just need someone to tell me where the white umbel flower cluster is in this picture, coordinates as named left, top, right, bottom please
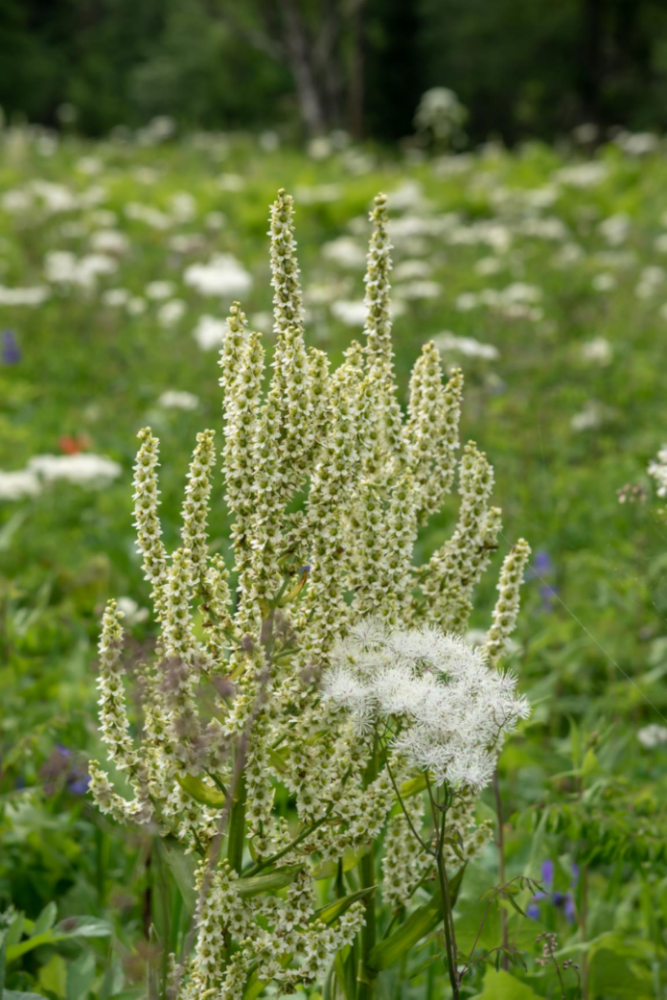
left=323, top=621, right=530, bottom=790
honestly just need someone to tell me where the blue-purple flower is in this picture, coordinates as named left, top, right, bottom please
left=527, top=859, right=577, bottom=923
left=1, top=329, right=21, bottom=365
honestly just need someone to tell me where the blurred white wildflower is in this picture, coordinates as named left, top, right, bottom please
left=321, top=236, right=367, bottom=269
left=184, top=254, right=252, bottom=297
left=168, top=234, right=206, bottom=254
left=295, top=183, right=345, bottom=205
left=330, top=299, right=367, bottom=326
left=1, top=189, right=33, bottom=213
left=0, top=285, right=49, bottom=306
left=116, top=596, right=149, bottom=625
left=250, top=311, right=273, bottom=333
left=258, top=130, right=280, bottom=152
left=169, top=192, right=197, bottom=222
left=389, top=180, right=430, bottom=213
left=0, top=469, right=41, bottom=501
left=555, top=162, right=608, bottom=188
left=572, top=123, right=599, bottom=144
left=552, top=243, right=584, bottom=268
left=145, top=280, right=176, bottom=300
left=636, top=265, right=665, bottom=299
left=136, top=115, right=176, bottom=146
left=475, top=256, right=504, bottom=276
left=205, top=211, right=226, bottom=230
left=132, top=167, right=161, bottom=185
left=28, top=453, right=122, bottom=486
left=89, top=230, right=129, bottom=255
left=127, top=296, right=146, bottom=316
left=580, top=336, right=613, bottom=365
left=157, top=299, right=186, bottom=327
left=193, top=314, right=226, bottom=350
left=324, top=621, right=529, bottom=789
left=592, top=272, right=616, bottom=292
left=76, top=156, right=103, bottom=175
left=30, top=180, right=79, bottom=213
left=637, top=724, right=667, bottom=748
left=125, top=202, right=171, bottom=230
left=217, top=174, right=245, bottom=192
left=433, top=331, right=499, bottom=361
left=102, top=288, right=131, bottom=307
left=570, top=400, right=614, bottom=432
left=91, top=209, right=118, bottom=227
left=414, top=88, right=467, bottom=148
left=599, top=214, right=631, bottom=246
left=307, top=136, right=333, bottom=160
left=331, top=298, right=405, bottom=326
left=44, top=250, right=117, bottom=290
left=456, top=283, right=543, bottom=320
left=394, top=279, right=442, bottom=300
left=158, top=390, right=199, bottom=411
left=648, top=446, right=667, bottom=497
left=393, top=259, right=433, bottom=281
left=615, top=131, right=660, bottom=156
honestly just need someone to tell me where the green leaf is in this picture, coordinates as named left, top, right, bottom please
left=176, top=774, right=225, bottom=808
left=471, top=968, right=541, bottom=999
left=334, top=949, right=356, bottom=1000
left=157, top=838, right=197, bottom=915
left=67, top=951, right=96, bottom=1000
left=311, top=843, right=372, bottom=880
left=3, top=914, right=24, bottom=949
left=6, top=932, right=70, bottom=963
left=315, top=886, right=376, bottom=925
left=4, top=993, right=48, bottom=999
left=368, top=868, right=465, bottom=972
left=236, top=865, right=303, bottom=898
left=56, top=918, right=112, bottom=939
left=32, top=903, right=57, bottom=937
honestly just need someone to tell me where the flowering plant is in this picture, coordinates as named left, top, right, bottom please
left=89, top=189, right=531, bottom=998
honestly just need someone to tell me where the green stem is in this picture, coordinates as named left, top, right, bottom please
left=426, top=776, right=459, bottom=1000
left=227, top=770, right=247, bottom=875
left=358, top=737, right=379, bottom=999
left=243, top=802, right=336, bottom=876
left=493, top=767, right=509, bottom=970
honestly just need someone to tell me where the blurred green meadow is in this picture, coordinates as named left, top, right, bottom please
left=2, top=124, right=667, bottom=996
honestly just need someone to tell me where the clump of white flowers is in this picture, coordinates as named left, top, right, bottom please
left=649, top=445, right=667, bottom=497
left=414, top=87, right=468, bottom=150
left=88, top=189, right=530, bottom=998
left=324, top=621, right=530, bottom=789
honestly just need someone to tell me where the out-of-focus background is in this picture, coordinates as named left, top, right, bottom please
left=4, top=0, right=667, bottom=142
left=2, top=2, right=667, bottom=998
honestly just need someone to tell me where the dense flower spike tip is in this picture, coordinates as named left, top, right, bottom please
left=270, top=188, right=304, bottom=337
left=132, top=427, right=168, bottom=620
left=484, top=538, right=532, bottom=665
left=96, top=599, right=136, bottom=770
left=89, top=189, right=530, bottom=997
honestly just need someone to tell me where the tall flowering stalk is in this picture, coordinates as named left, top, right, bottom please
left=89, top=189, right=531, bottom=998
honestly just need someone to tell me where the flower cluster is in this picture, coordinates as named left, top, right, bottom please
left=89, top=189, right=530, bottom=995
left=323, top=621, right=530, bottom=790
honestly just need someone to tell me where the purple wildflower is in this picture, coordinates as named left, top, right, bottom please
left=1, top=330, right=21, bottom=365
left=528, top=859, right=577, bottom=924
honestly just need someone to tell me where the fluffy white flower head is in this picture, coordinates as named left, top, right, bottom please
left=323, top=620, right=530, bottom=791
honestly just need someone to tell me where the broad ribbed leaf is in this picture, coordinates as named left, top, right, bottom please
left=176, top=774, right=225, bottom=808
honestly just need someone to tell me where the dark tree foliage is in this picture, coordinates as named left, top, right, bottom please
left=2, top=0, right=667, bottom=141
